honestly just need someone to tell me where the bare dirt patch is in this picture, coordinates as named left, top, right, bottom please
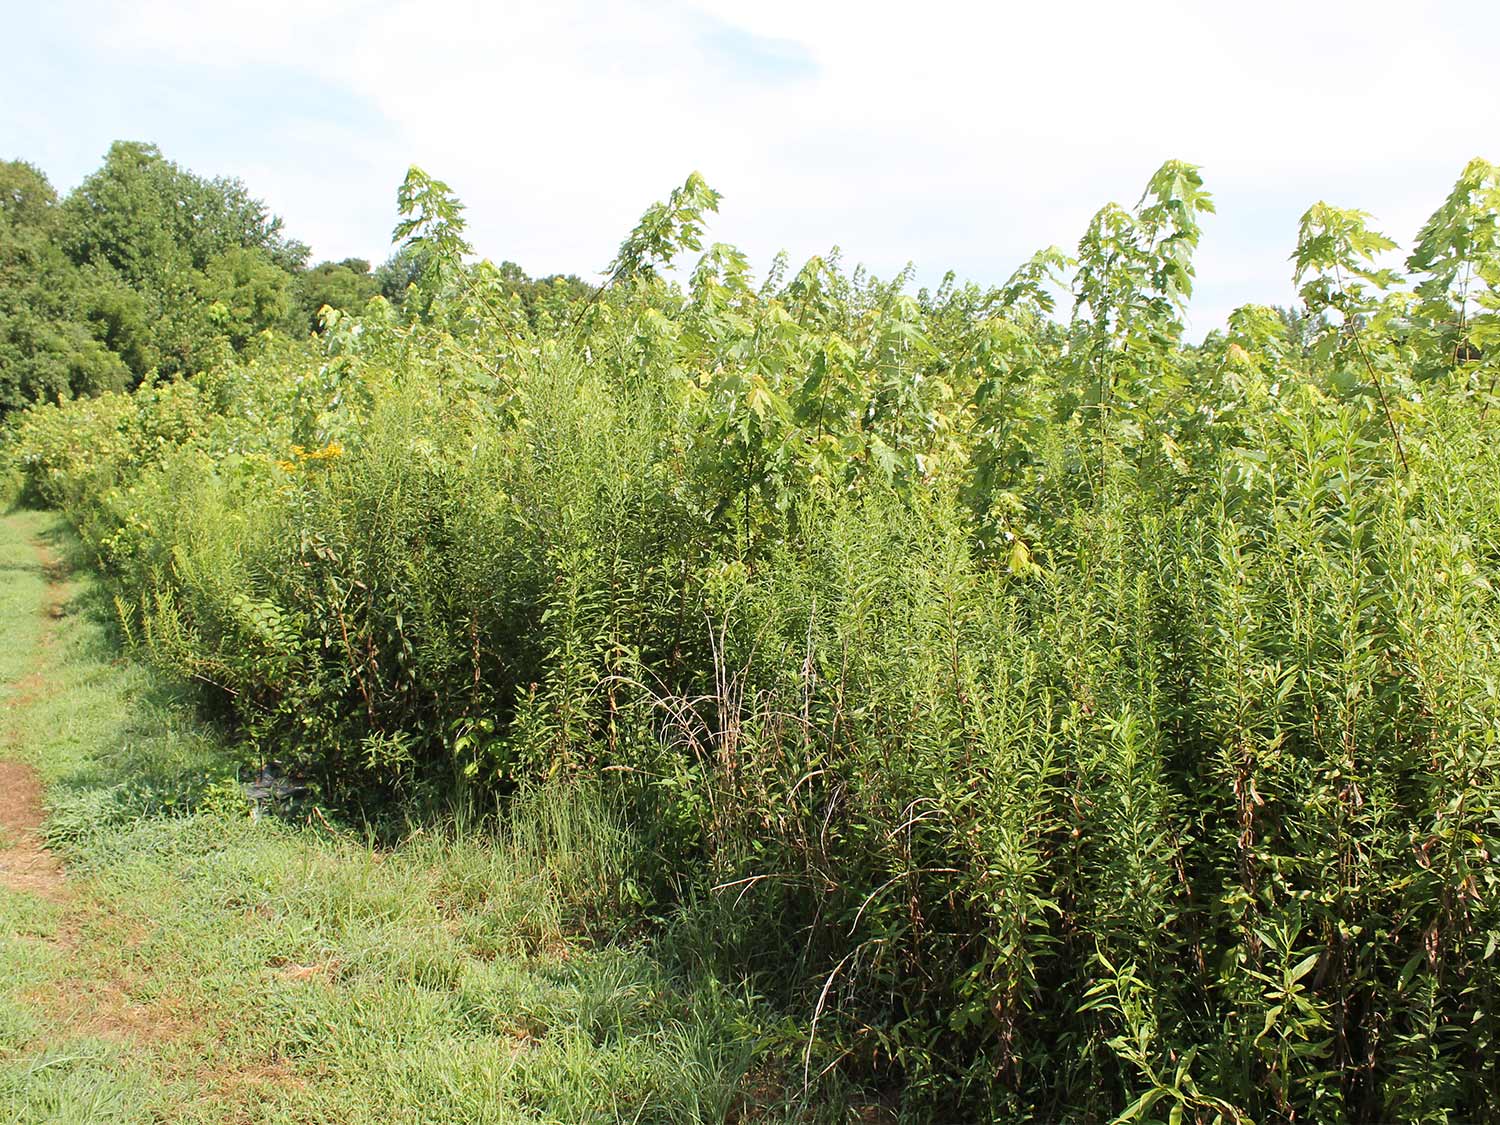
left=19, top=973, right=188, bottom=1046
left=0, top=759, right=65, bottom=903
left=4, top=670, right=54, bottom=715
left=1, top=531, right=69, bottom=902
left=199, top=1055, right=311, bottom=1125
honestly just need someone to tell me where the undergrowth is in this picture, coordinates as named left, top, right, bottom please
left=0, top=512, right=844, bottom=1123
left=4, top=155, right=1500, bottom=1120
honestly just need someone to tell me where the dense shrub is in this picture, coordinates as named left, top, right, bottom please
left=6, top=158, right=1500, bottom=1121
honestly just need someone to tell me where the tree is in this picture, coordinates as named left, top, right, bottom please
left=63, top=141, right=306, bottom=283
left=0, top=160, right=60, bottom=232
left=390, top=165, right=473, bottom=319
left=294, top=257, right=381, bottom=332
left=374, top=245, right=427, bottom=308
left=1406, top=157, right=1500, bottom=380
left=0, top=161, right=131, bottom=413
left=201, top=248, right=293, bottom=350
left=491, top=259, right=593, bottom=323
left=57, top=141, right=308, bottom=377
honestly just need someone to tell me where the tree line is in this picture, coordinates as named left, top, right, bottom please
left=0, top=141, right=591, bottom=415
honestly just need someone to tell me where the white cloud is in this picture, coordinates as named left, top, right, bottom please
left=48, top=0, right=1500, bottom=334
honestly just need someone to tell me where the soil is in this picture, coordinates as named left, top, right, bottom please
left=0, top=532, right=68, bottom=903
left=0, top=759, right=64, bottom=902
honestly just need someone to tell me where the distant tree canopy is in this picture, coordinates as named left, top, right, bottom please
left=57, top=141, right=309, bottom=379
left=294, top=257, right=380, bottom=332
left=0, top=143, right=307, bottom=407
left=493, top=259, right=594, bottom=323
left=0, top=160, right=133, bottom=411
left=64, top=141, right=308, bottom=281
left=0, top=142, right=594, bottom=417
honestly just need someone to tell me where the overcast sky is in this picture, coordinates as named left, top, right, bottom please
left=6, top=0, right=1498, bottom=336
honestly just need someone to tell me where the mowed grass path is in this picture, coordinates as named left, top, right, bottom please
left=0, top=510, right=793, bottom=1125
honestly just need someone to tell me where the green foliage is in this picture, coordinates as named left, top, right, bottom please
left=294, top=257, right=382, bottom=332
left=58, top=142, right=312, bottom=379
left=1292, top=203, right=1411, bottom=467
left=609, top=170, right=721, bottom=282
left=0, top=144, right=596, bottom=416
left=0, top=510, right=819, bottom=1124
left=1407, top=157, right=1500, bottom=388
left=391, top=165, right=473, bottom=319
left=63, top=140, right=306, bottom=282
left=0, top=143, right=313, bottom=412
left=0, top=161, right=133, bottom=412
left=201, top=247, right=293, bottom=350
left=492, top=259, right=595, bottom=325
left=373, top=244, right=427, bottom=307
left=0, top=159, right=61, bottom=229
left=7, top=154, right=1500, bottom=1122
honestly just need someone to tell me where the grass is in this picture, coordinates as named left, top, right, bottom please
left=0, top=509, right=828, bottom=1124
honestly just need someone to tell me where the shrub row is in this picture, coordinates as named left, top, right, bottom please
left=5, top=160, right=1500, bottom=1120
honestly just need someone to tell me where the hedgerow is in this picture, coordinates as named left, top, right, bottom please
left=5, top=157, right=1500, bottom=1121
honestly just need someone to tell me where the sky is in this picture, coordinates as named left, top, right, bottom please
left=5, top=0, right=1499, bottom=337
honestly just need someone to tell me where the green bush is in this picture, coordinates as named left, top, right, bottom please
left=8, top=158, right=1500, bottom=1121
left=0, top=462, right=19, bottom=511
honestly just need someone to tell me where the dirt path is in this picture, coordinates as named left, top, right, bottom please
left=0, top=532, right=68, bottom=904
left=0, top=760, right=64, bottom=902
left=0, top=521, right=182, bottom=1054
